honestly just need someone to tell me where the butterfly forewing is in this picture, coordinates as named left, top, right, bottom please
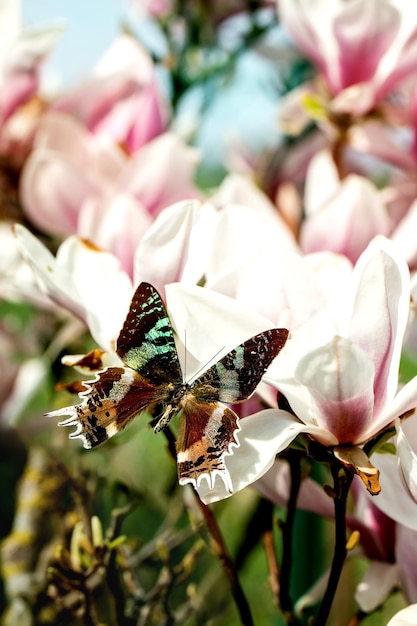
left=116, top=282, right=182, bottom=385
left=191, top=328, right=289, bottom=404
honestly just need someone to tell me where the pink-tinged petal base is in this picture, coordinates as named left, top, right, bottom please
left=295, top=336, right=375, bottom=444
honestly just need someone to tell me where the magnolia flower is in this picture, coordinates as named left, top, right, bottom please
left=20, top=123, right=200, bottom=276
left=175, top=236, right=417, bottom=503
left=279, top=0, right=417, bottom=116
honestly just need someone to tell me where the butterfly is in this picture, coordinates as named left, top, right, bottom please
left=48, top=282, right=289, bottom=492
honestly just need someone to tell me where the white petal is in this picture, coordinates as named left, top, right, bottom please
left=196, top=409, right=334, bottom=504
left=396, top=418, right=417, bottom=505
left=368, top=452, right=417, bottom=531
left=355, top=561, right=398, bottom=612
left=387, top=604, right=417, bottom=626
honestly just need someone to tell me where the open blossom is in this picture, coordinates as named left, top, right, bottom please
left=279, top=0, right=417, bottom=116
left=186, top=236, right=417, bottom=503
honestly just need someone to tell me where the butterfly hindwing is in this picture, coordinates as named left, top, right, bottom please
left=176, top=400, right=240, bottom=491
left=191, top=328, right=289, bottom=403
left=47, top=366, right=167, bottom=448
left=116, top=282, right=182, bottom=385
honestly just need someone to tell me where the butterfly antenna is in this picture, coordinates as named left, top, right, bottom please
left=184, top=329, right=187, bottom=384
left=188, top=345, right=226, bottom=385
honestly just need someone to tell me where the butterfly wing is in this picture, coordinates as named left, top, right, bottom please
left=47, top=366, right=166, bottom=448
left=176, top=400, right=240, bottom=491
left=191, top=328, right=289, bottom=403
left=117, top=282, right=182, bottom=384
left=48, top=282, right=181, bottom=449
left=176, top=328, right=288, bottom=490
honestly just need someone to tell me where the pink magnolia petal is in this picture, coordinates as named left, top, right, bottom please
left=278, top=0, right=339, bottom=89
left=20, top=149, right=98, bottom=235
left=33, top=112, right=126, bottom=186
left=391, top=199, right=417, bottom=268
left=79, top=194, right=152, bottom=278
left=301, top=175, right=391, bottom=264
left=117, top=132, right=201, bottom=215
left=196, top=409, right=330, bottom=504
left=349, top=237, right=410, bottom=416
left=13, top=224, right=85, bottom=318
left=254, top=460, right=334, bottom=516
left=294, top=336, right=375, bottom=443
left=333, top=0, right=399, bottom=90
left=205, top=202, right=298, bottom=302
left=304, top=149, right=340, bottom=217
left=375, top=12, right=417, bottom=100
left=165, top=282, right=281, bottom=375
left=355, top=561, right=399, bottom=613
left=1, top=23, right=64, bottom=119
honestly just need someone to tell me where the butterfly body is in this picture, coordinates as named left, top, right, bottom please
left=48, top=283, right=289, bottom=492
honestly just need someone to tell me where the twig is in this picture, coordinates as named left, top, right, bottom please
left=279, top=451, right=302, bottom=616
left=314, top=463, right=353, bottom=625
left=195, top=497, right=254, bottom=626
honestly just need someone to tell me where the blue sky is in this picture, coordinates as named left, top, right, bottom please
left=22, top=0, right=127, bottom=86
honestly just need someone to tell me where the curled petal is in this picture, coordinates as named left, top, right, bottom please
left=334, top=445, right=381, bottom=495
left=134, top=200, right=216, bottom=293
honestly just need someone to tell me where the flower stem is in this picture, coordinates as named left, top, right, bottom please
left=314, top=463, right=353, bottom=625
left=196, top=497, right=254, bottom=626
left=279, top=451, right=302, bottom=624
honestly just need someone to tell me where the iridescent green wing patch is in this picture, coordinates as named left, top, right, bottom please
left=116, top=282, right=182, bottom=385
